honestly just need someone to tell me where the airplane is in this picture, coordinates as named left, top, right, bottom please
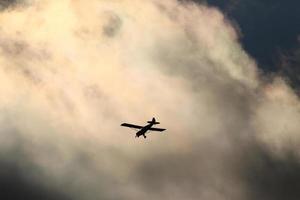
left=121, top=118, right=166, bottom=138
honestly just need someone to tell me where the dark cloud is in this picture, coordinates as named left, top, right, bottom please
left=0, top=160, right=71, bottom=200
left=241, top=143, right=300, bottom=200
left=0, top=129, right=71, bottom=200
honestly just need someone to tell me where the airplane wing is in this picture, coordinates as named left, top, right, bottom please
left=148, top=127, right=166, bottom=132
left=121, top=123, right=143, bottom=130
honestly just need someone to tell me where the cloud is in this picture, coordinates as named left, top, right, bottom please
left=0, top=149, right=71, bottom=200
left=201, top=0, right=300, bottom=69
left=241, top=144, right=300, bottom=200
left=0, top=0, right=29, bottom=11
left=278, top=43, right=300, bottom=92
left=0, top=0, right=299, bottom=199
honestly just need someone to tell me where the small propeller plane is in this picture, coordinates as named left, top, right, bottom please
left=121, top=118, right=166, bottom=138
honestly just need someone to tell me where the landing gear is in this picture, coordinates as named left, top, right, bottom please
left=143, top=134, right=147, bottom=139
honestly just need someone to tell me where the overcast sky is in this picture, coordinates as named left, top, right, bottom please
left=0, top=0, right=299, bottom=200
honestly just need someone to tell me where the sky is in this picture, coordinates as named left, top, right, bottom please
left=203, top=0, right=300, bottom=89
left=0, top=0, right=299, bottom=199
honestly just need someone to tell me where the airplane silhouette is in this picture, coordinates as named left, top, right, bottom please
left=121, top=118, right=166, bottom=138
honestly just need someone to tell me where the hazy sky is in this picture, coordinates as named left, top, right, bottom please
left=0, top=0, right=299, bottom=199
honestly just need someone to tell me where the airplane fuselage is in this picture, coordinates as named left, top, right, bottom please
left=136, top=123, right=154, bottom=138
left=121, top=117, right=165, bottom=138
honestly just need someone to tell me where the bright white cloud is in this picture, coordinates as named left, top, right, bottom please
left=0, top=0, right=299, bottom=199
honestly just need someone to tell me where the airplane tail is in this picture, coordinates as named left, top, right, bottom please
left=147, top=117, right=160, bottom=124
